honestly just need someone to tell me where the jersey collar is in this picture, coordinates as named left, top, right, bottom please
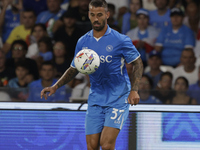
left=88, top=25, right=111, bottom=37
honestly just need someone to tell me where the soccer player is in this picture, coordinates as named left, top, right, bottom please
left=40, top=0, right=143, bottom=149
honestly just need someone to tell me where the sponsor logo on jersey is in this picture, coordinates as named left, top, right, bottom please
left=100, top=55, right=112, bottom=63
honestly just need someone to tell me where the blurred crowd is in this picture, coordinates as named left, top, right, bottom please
left=0, top=0, right=200, bottom=105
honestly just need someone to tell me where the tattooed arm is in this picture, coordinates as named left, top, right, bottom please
left=127, top=57, right=143, bottom=105
left=40, top=67, right=79, bottom=99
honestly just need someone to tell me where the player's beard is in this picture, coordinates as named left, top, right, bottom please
left=92, top=20, right=106, bottom=31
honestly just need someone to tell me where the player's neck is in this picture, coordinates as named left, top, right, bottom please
left=93, top=25, right=108, bottom=38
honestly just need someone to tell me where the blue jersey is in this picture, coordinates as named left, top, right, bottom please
left=156, top=24, right=195, bottom=66
left=2, top=9, right=20, bottom=43
left=71, top=26, right=140, bottom=107
left=149, top=9, right=171, bottom=32
left=27, top=79, right=69, bottom=102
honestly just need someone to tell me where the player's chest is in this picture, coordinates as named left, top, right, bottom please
left=82, top=37, right=121, bottom=57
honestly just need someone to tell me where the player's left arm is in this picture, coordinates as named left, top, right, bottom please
left=128, top=57, right=143, bottom=106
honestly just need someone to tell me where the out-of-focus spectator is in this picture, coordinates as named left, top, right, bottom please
left=183, top=1, right=200, bottom=37
left=172, top=48, right=198, bottom=85
left=36, top=0, right=65, bottom=37
left=188, top=66, right=200, bottom=104
left=155, top=8, right=195, bottom=67
left=142, top=0, right=156, bottom=10
left=194, top=28, right=200, bottom=58
left=0, top=0, right=21, bottom=43
left=53, top=0, right=91, bottom=34
left=116, top=6, right=128, bottom=21
left=127, top=8, right=158, bottom=66
left=67, top=0, right=79, bottom=9
left=118, top=0, right=143, bottom=34
left=138, top=74, right=162, bottom=104
left=0, top=50, right=15, bottom=86
left=26, top=23, right=48, bottom=59
left=109, top=24, right=121, bottom=33
left=33, top=36, right=53, bottom=69
left=2, top=9, right=36, bottom=54
left=8, top=61, right=31, bottom=101
left=70, top=74, right=89, bottom=101
left=152, top=72, right=175, bottom=103
left=53, top=9, right=85, bottom=60
left=27, top=61, right=69, bottom=102
left=166, top=76, right=197, bottom=104
left=6, top=40, right=39, bottom=80
left=149, top=0, right=171, bottom=32
left=168, top=0, right=184, bottom=9
left=107, top=3, right=118, bottom=26
left=37, top=36, right=53, bottom=61
left=145, top=50, right=163, bottom=88
left=52, top=41, right=71, bottom=78
left=23, top=0, right=48, bottom=16
left=182, top=0, right=200, bottom=10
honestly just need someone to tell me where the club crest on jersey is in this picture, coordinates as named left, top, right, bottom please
left=106, top=45, right=113, bottom=52
left=81, top=54, right=94, bottom=70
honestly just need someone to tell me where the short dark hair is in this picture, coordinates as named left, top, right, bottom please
left=11, top=40, right=28, bottom=51
left=38, top=36, right=53, bottom=51
left=23, top=9, right=36, bottom=16
left=15, top=60, right=30, bottom=72
left=175, top=76, right=189, bottom=88
left=41, top=61, right=55, bottom=69
left=160, top=72, right=173, bottom=81
left=31, top=23, right=47, bottom=34
left=89, top=0, right=108, bottom=10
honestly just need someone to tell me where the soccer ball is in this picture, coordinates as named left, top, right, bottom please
left=74, top=49, right=100, bottom=74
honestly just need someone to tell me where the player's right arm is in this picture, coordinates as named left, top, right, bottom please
left=40, top=67, right=79, bottom=99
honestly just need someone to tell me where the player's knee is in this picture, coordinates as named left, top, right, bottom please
left=100, top=142, right=114, bottom=150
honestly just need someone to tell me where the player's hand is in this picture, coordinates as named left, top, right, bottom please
left=127, top=91, right=140, bottom=106
left=40, top=85, right=57, bottom=100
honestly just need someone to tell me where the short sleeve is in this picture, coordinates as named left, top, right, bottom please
left=122, top=36, right=140, bottom=64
